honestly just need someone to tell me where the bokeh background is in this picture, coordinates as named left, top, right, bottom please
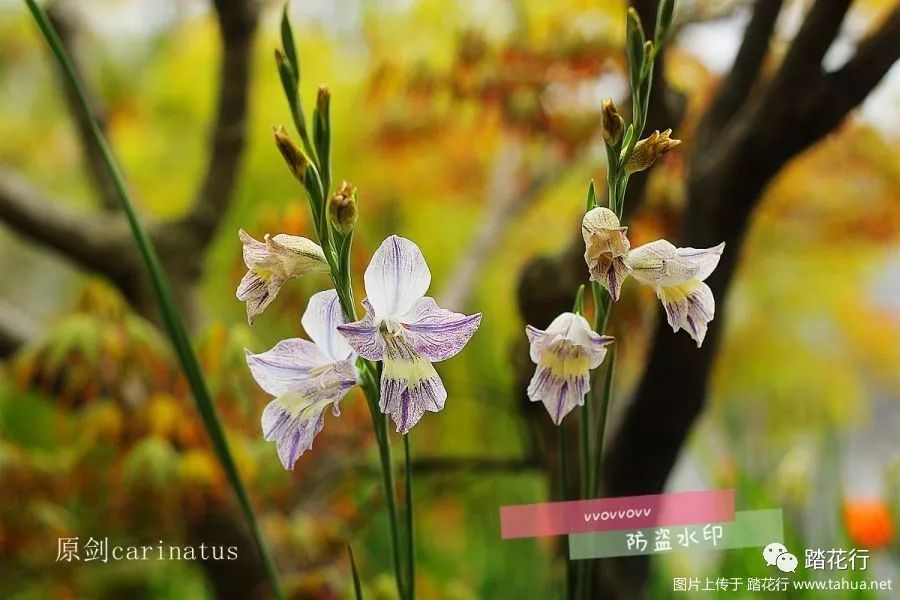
left=0, top=0, right=898, bottom=598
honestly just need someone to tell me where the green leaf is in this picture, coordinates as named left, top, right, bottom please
left=22, top=2, right=283, bottom=597
left=655, top=0, right=677, bottom=44
left=313, top=87, right=332, bottom=195
left=626, top=8, right=646, bottom=91
left=280, top=2, right=299, bottom=85
left=348, top=545, right=364, bottom=599
left=573, top=284, right=586, bottom=316
left=585, top=180, right=597, bottom=211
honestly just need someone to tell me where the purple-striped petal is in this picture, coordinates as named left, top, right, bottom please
left=336, top=299, right=384, bottom=360
left=245, top=338, right=330, bottom=397
left=379, top=332, right=447, bottom=433
left=364, top=235, right=431, bottom=317
left=302, top=289, right=354, bottom=362
left=627, top=239, right=725, bottom=288
left=262, top=398, right=327, bottom=470
left=657, top=278, right=715, bottom=347
left=525, top=312, right=613, bottom=425
left=527, top=362, right=589, bottom=426
left=400, top=297, right=482, bottom=362
left=236, top=270, right=285, bottom=325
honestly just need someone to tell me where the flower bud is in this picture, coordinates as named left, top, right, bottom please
left=273, top=125, right=308, bottom=182
left=316, top=85, right=330, bottom=120
left=625, top=128, right=681, bottom=174
left=328, top=181, right=358, bottom=235
left=601, top=99, right=624, bottom=146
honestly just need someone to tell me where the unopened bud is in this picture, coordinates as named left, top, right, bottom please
left=316, top=85, right=330, bottom=118
left=328, top=181, right=358, bottom=235
left=625, top=128, right=681, bottom=174
left=601, top=99, right=624, bottom=146
left=273, top=125, right=308, bottom=182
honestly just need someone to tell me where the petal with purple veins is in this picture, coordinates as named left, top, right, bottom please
left=364, top=235, right=431, bottom=317
left=261, top=396, right=327, bottom=470
left=657, top=278, right=715, bottom=347
left=627, top=239, right=725, bottom=288
left=302, top=289, right=354, bottom=362
left=245, top=338, right=331, bottom=397
left=379, top=332, right=447, bottom=433
left=400, top=297, right=482, bottom=362
left=337, top=299, right=385, bottom=361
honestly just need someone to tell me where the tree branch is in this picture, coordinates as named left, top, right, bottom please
left=820, top=3, right=900, bottom=126
left=183, top=0, right=260, bottom=246
left=697, top=0, right=785, bottom=145
left=46, top=1, right=121, bottom=212
left=0, top=166, right=128, bottom=275
left=765, top=0, right=853, bottom=100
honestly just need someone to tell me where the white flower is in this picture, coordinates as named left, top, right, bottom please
left=245, top=290, right=357, bottom=469
left=526, top=312, right=614, bottom=425
left=582, top=207, right=632, bottom=301
left=236, top=229, right=329, bottom=324
left=338, top=236, right=482, bottom=434
left=626, top=239, right=725, bottom=346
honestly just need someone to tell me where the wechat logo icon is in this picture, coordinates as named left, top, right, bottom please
left=763, top=542, right=798, bottom=573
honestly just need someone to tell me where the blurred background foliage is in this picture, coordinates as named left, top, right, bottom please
left=0, top=0, right=898, bottom=598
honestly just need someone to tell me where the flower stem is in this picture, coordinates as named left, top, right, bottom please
left=557, top=427, right=572, bottom=599
left=22, top=1, right=283, bottom=597
left=358, top=365, right=406, bottom=599
left=403, top=433, right=416, bottom=599
left=591, top=347, right=616, bottom=498
left=376, top=407, right=406, bottom=599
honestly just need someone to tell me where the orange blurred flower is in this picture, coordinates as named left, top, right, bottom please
left=843, top=499, right=894, bottom=549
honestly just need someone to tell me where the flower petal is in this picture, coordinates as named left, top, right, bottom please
left=236, top=269, right=284, bottom=325
left=528, top=313, right=603, bottom=364
left=239, top=229, right=268, bottom=268
left=364, top=235, right=431, bottom=317
left=400, top=297, right=482, bottom=362
left=657, top=279, right=715, bottom=347
left=379, top=332, right=447, bottom=433
left=261, top=396, right=327, bottom=470
left=526, top=324, right=549, bottom=363
left=266, top=234, right=329, bottom=278
left=302, top=290, right=354, bottom=362
left=587, top=254, right=633, bottom=301
left=626, top=240, right=725, bottom=288
left=525, top=312, right=613, bottom=424
left=582, top=207, right=630, bottom=257
left=527, top=364, right=589, bottom=425
left=245, top=339, right=331, bottom=397
left=336, top=299, right=384, bottom=360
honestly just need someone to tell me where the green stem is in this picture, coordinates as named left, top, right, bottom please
left=557, top=428, right=571, bottom=599
left=403, top=434, right=416, bottom=599
left=23, top=2, right=283, bottom=597
left=375, top=404, right=406, bottom=600
left=578, top=405, right=590, bottom=499
left=592, top=347, right=616, bottom=498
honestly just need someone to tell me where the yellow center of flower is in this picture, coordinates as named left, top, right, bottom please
left=539, top=339, right=589, bottom=379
